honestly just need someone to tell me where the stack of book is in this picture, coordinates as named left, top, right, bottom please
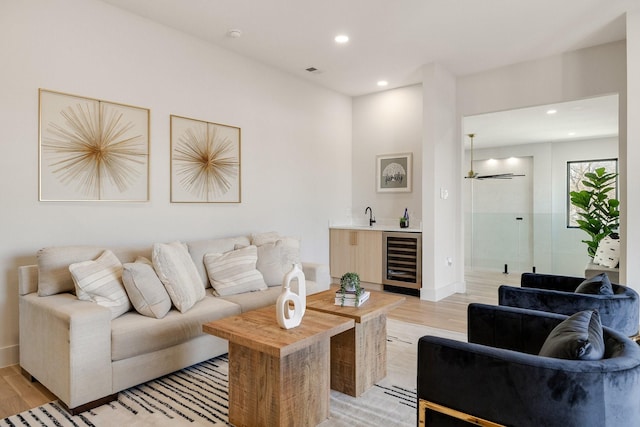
left=335, top=290, right=370, bottom=307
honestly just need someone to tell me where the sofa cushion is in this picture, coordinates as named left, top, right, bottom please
left=152, top=242, right=205, bottom=313
left=122, top=259, right=172, bottom=319
left=69, top=250, right=131, bottom=319
left=250, top=232, right=301, bottom=280
left=36, top=245, right=153, bottom=297
left=220, top=279, right=323, bottom=312
left=219, top=286, right=281, bottom=312
left=539, top=310, right=605, bottom=360
left=593, top=236, right=620, bottom=268
left=575, top=272, right=614, bottom=295
left=236, top=241, right=288, bottom=286
left=251, top=231, right=281, bottom=246
left=204, top=245, right=268, bottom=296
left=186, top=236, right=251, bottom=288
left=111, top=290, right=241, bottom=361
left=37, top=245, right=105, bottom=296
left=257, top=242, right=286, bottom=286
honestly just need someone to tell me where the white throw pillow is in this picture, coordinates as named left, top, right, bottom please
left=593, top=236, right=620, bottom=269
left=279, top=237, right=301, bottom=268
left=122, top=260, right=172, bottom=319
left=69, top=250, right=131, bottom=319
left=204, top=245, right=268, bottom=296
left=152, top=242, right=205, bottom=313
left=250, top=232, right=301, bottom=279
left=236, top=242, right=285, bottom=286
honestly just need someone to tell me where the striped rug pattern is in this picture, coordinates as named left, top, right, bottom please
left=1, top=320, right=465, bottom=426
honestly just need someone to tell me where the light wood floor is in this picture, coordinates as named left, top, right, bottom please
left=0, top=269, right=520, bottom=419
left=386, top=269, right=521, bottom=333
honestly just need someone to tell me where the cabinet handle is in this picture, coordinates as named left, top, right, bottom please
left=350, top=231, right=358, bottom=246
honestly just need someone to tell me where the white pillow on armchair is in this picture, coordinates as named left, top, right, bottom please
left=593, top=236, right=620, bottom=269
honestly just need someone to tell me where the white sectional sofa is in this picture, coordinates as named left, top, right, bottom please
left=18, top=232, right=329, bottom=414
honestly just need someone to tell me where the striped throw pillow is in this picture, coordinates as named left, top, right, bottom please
left=204, top=245, right=268, bottom=296
left=69, top=250, right=131, bottom=319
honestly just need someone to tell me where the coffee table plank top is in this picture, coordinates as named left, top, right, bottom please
left=203, top=305, right=354, bottom=358
left=306, top=287, right=405, bottom=323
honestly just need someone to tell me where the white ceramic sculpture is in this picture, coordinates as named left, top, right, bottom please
left=276, top=264, right=306, bottom=329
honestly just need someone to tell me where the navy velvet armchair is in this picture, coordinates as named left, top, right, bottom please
left=417, top=304, right=640, bottom=427
left=498, top=272, right=639, bottom=336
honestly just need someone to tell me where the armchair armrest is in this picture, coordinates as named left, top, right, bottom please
left=19, top=292, right=113, bottom=409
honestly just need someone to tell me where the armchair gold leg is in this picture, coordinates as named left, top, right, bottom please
left=418, top=399, right=506, bottom=427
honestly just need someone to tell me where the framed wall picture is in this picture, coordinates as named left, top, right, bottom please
left=170, top=115, right=241, bottom=203
left=376, top=153, right=412, bottom=192
left=39, top=89, right=150, bottom=201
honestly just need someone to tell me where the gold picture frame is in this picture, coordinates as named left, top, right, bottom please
left=39, top=89, right=150, bottom=201
left=170, top=115, right=241, bottom=203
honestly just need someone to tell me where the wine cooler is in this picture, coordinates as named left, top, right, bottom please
left=382, top=231, right=422, bottom=295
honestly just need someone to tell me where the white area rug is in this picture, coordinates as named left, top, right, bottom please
left=1, top=319, right=466, bottom=427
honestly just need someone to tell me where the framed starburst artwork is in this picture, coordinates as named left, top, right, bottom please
left=377, top=153, right=412, bottom=192
left=39, top=89, right=150, bottom=201
left=170, top=115, right=241, bottom=203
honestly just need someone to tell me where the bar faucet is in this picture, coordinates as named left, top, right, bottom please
left=365, top=206, right=376, bottom=227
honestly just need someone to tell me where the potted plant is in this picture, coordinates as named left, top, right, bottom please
left=338, top=272, right=364, bottom=307
left=569, top=166, right=620, bottom=258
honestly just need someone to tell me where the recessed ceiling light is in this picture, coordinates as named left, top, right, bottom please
left=334, top=34, right=349, bottom=44
left=568, top=132, right=576, bottom=136
left=377, top=80, right=388, bottom=87
left=226, top=29, right=242, bottom=38
left=546, top=109, right=557, bottom=115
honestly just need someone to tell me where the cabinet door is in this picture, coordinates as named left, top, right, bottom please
left=330, top=229, right=382, bottom=284
left=330, top=229, right=355, bottom=278
left=356, top=230, right=382, bottom=283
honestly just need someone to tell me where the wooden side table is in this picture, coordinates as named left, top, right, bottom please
left=203, top=305, right=353, bottom=427
left=306, top=288, right=405, bottom=396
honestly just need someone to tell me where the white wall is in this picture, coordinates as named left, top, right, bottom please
left=422, top=64, right=462, bottom=300
left=457, top=40, right=628, bottom=287
left=351, top=85, right=423, bottom=225
left=466, top=137, right=618, bottom=276
left=626, top=11, right=640, bottom=290
left=0, top=0, right=352, bottom=366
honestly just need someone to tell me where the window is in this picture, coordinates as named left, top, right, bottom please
left=567, top=159, right=618, bottom=228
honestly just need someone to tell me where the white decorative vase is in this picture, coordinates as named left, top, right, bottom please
left=276, top=264, right=306, bottom=329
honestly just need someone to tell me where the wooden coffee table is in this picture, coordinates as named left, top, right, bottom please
left=306, top=288, right=405, bottom=397
left=202, top=305, right=353, bottom=427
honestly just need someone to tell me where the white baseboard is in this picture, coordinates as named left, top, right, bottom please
left=420, top=280, right=462, bottom=302
left=0, top=344, right=19, bottom=368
